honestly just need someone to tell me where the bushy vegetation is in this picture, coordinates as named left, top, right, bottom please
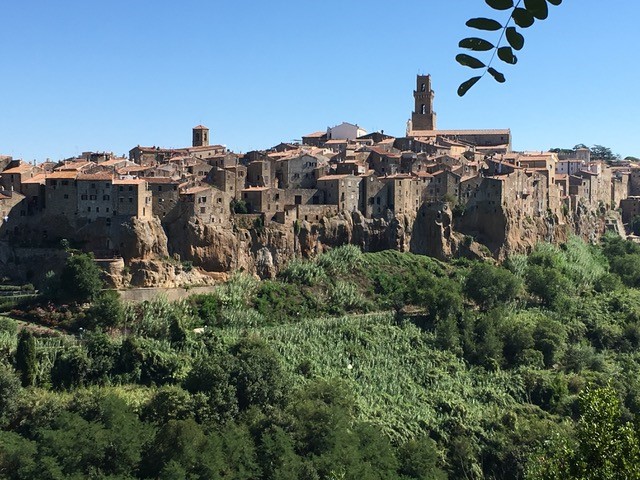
left=3, top=240, right=640, bottom=478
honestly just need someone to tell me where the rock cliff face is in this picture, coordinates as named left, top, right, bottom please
left=0, top=199, right=623, bottom=288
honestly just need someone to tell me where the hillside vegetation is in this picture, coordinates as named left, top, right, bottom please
left=2, top=236, right=640, bottom=478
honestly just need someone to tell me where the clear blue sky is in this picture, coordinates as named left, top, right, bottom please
left=1, top=0, right=638, bottom=161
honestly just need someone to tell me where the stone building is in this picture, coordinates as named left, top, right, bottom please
left=276, top=153, right=326, bottom=190
left=316, top=174, right=362, bottom=213
left=146, top=177, right=181, bottom=219
left=180, top=185, right=230, bottom=225
left=45, top=171, right=79, bottom=217
left=112, top=178, right=152, bottom=219
left=411, top=74, right=436, bottom=131
left=76, top=173, right=115, bottom=221
left=0, top=162, right=43, bottom=194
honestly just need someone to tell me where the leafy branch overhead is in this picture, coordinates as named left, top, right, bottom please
left=457, top=0, right=562, bottom=96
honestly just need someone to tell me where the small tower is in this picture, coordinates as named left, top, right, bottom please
left=192, top=125, right=210, bottom=147
left=411, top=75, right=436, bottom=131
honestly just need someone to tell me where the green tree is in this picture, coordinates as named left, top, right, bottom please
left=0, top=431, right=38, bottom=480
left=140, top=418, right=226, bottom=479
left=0, top=364, right=21, bottom=427
left=85, top=290, right=124, bottom=329
left=527, top=385, right=640, bottom=479
left=464, top=261, right=522, bottom=309
left=59, top=252, right=103, bottom=303
left=15, top=330, right=37, bottom=387
left=230, top=337, right=287, bottom=412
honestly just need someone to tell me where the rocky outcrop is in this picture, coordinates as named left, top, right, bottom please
left=0, top=196, right=623, bottom=288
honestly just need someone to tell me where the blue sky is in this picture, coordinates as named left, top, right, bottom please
left=1, top=0, right=638, bottom=161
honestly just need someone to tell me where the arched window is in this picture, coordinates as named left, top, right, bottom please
left=421, top=83, right=426, bottom=92
left=421, top=104, right=426, bottom=115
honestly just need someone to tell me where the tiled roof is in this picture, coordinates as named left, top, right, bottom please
left=183, top=186, right=211, bottom=194
left=2, top=163, right=34, bottom=174
left=113, top=178, right=145, bottom=185
left=303, top=131, right=326, bottom=138
left=77, top=173, right=114, bottom=181
left=46, top=171, right=79, bottom=180
left=411, top=129, right=511, bottom=136
left=21, top=173, right=47, bottom=184
left=317, top=174, right=352, bottom=181
left=146, top=177, right=180, bottom=184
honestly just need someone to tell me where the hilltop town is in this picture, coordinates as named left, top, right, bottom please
left=0, top=75, right=637, bottom=287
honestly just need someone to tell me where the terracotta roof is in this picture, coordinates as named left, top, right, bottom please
left=188, top=145, right=225, bottom=152
left=77, top=172, right=114, bottom=181
left=2, top=163, right=34, bottom=174
left=146, top=177, right=180, bottom=184
left=56, top=161, right=93, bottom=171
left=242, top=186, right=270, bottom=192
left=325, top=139, right=348, bottom=144
left=113, top=178, right=145, bottom=185
left=21, top=173, right=46, bottom=184
left=183, top=186, right=211, bottom=195
left=317, top=174, right=353, bottom=181
left=99, top=158, right=131, bottom=167
left=410, top=129, right=511, bottom=136
left=303, top=131, right=327, bottom=138
left=46, top=171, right=78, bottom=180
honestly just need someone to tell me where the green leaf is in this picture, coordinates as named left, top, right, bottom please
left=485, top=0, right=514, bottom=10
left=524, top=0, right=549, bottom=20
left=465, top=17, right=502, bottom=31
left=512, top=8, right=535, bottom=28
left=488, top=68, right=506, bottom=83
left=506, top=27, right=525, bottom=50
left=497, top=47, right=517, bottom=65
left=547, top=0, right=562, bottom=5
left=456, top=54, right=486, bottom=69
left=457, top=76, right=482, bottom=97
left=459, top=37, right=495, bottom=51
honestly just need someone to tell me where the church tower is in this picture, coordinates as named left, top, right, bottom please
left=192, top=125, right=210, bottom=147
left=411, top=75, right=436, bottom=131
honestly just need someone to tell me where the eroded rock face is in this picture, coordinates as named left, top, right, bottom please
left=0, top=196, right=623, bottom=288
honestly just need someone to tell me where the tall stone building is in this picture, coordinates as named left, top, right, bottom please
left=192, top=125, right=210, bottom=147
left=411, top=75, right=436, bottom=131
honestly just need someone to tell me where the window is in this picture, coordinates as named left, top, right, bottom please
left=119, top=197, right=124, bottom=203
left=90, top=195, right=97, bottom=200
left=62, top=180, right=69, bottom=186
left=128, top=186, right=133, bottom=191
left=96, top=207, right=100, bottom=213
left=119, top=186, right=124, bottom=192
left=81, top=194, right=88, bottom=200
left=91, top=183, right=96, bottom=189
left=200, top=207, right=206, bottom=214
left=105, top=183, right=110, bottom=188
left=87, top=207, right=91, bottom=212
left=421, top=104, right=426, bottom=115
left=106, top=207, right=109, bottom=213
left=103, top=195, right=110, bottom=201
left=129, top=198, right=133, bottom=203
left=421, top=82, right=426, bottom=92
left=158, top=186, right=163, bottom=192
left=63, top=194, right=69, bottom=199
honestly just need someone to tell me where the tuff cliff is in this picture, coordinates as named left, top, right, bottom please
left=0, top=200, right=623, bottom=288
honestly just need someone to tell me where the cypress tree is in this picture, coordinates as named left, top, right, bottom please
left=15, top=330, right=37, bottom=387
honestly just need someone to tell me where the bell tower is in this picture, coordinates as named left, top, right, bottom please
left=192, top=125, right=210, bottom=147
left=411, top=75, right=436, bottom=131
